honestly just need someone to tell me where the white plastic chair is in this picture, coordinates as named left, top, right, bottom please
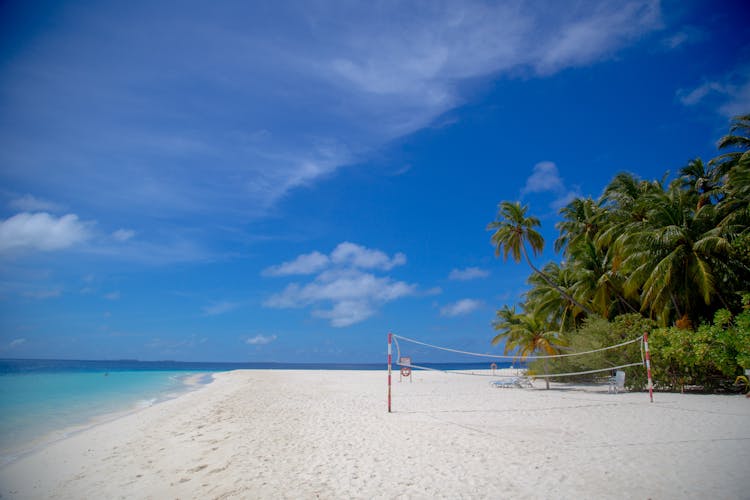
left=608, top=370, right=626, bottom=393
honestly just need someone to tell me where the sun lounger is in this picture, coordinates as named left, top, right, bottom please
left=491, top=377, right=532, bottom=389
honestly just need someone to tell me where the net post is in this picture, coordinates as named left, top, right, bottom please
left=644, top=332, right=654, bottom=403
left=387, top=332, right=392, bottom=413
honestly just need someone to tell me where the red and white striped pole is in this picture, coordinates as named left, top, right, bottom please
left=644, top=332, right=654, bottom=403
left=387, top=332, right=392, bottom=413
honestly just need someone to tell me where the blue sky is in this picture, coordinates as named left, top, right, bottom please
left=1, top=0, right=748, bottom=362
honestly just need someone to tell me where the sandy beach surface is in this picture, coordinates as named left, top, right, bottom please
left=1, top=369, right=748, bottom=499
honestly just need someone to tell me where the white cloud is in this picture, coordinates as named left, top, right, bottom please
left=202, top=301, right=239, bottom=316
left=104, top=291, right=121, bottom=300
left=522, top=161, right=565, bottom=194
left=550, top=189, right=582, bottom=210
left=662, top=32, right=688, bottom=50
left=313, top=301, right=375, bottom=328
left=9, top=195, right=63, bottom=212
left=449, top=267, right=490, bottom=281
left=9, top=338, right=26, bottom=348
left=521, top=162, right=581, bottom=210
left=440, top=298, right=483, bottom=317
left=112, top=229, right=135, bottom=242
left=678, top=82, right=727, bottom=106
left=0, top=212, right=91, bottom=254
left=264, top=244, right=416, bottom=327
left=330, top=242, right=406, bottom=271
left=246, top=334, right=277, bottom=345
left=532, top=1, right=661, bottom=75
left=660, top=26, right=703, bottom=51
left=262, top=242, right=406, bottom=278
left=262, top=251, right=330, bottom=277
left=678, top=66, right=750, bottom=118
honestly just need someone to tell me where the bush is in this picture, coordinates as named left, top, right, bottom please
left=536, top=309, right=750, bottom=393
left=639, top=308, right=750, bottom=392
left=532, top=314, right=654, bottom=390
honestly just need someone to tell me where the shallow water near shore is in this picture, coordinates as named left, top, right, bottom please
left=0, top=367, right=211, bottom=465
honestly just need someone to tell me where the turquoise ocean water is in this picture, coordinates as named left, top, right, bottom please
left=0, top=363, right=212, bottom=465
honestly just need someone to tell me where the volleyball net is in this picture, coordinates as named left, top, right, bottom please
left=386, top=332, right=654, bottom=411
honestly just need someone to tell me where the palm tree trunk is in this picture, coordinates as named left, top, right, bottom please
left=543, top=359, right=550, bottom=390
left=521, top=245, right=597, bottom=316
left=614, top=289, right=640, bottom=314
left=670, top=292, right=682, bottom=319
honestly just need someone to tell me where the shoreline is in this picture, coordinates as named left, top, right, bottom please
left=0, top=371, right=214, bottom=469
left=1, top=369, right=748, bottom=498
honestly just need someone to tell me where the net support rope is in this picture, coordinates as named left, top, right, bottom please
left=392, top=335, right=645, bottom=379
left=392, top=333, right=642, bottom=360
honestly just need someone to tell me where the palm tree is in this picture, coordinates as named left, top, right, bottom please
left=488, top=201, right=595, bottom=316
left=554, top=197, right=602, bottom=255
left=711, top=113, right=750, bottom=175
left=680, top=158, right=719, bottom=209
left=491, top=306, right=563, bottom=389
left=568, top=237, right=639, bottom=318
left=491, top=305, right=520, bottom=346
left=524, top=261, right=585, bottom=332
left=712, top=113, right=750, bottom=234
left=617, top=183, right=731, bottom=325
left=711, top=119, right=750, bottom=302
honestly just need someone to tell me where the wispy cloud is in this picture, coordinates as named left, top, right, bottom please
left=112, top=229, right=135, bottom=242
left=0, top=1, right=662, bottom=224
left=23, top=288, right=62, bottom=299
left=660, top=26, right=703, bottom=51
left=262, top=251, right=330, bottom=277
left=449, top=267, right=490, bottom=281
left=202, top=301, right=240, bottom=316
left=246, top=334, right=277, bottom=346
left=440, top=298, right=483, bottom=317
left=531, top=1, right=661, bottom=75
left=264, top=243, right=416, bottom=327
left=9, top=338, right=26, bottom=349
left=678, top=65, right=750, bottom=118
left=104, top=291, right=121, bottom=301
left=9, top=195, right=64, bottom=213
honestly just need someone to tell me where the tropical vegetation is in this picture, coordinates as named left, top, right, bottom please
left=488, top=113, right=750, bottom=392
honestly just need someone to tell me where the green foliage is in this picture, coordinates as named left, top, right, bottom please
left=530, top=309, right=749, bottom=392
left=529, top=314, right=654, bottom=390
left=648, top=308, right=750, bottom=391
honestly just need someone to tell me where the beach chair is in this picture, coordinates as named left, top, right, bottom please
left=491, top=377, right=532, bottom=389
left=608, top=370, right=626, bottom=393
left=516, top=376, right=533, bottom=388
left=491, top=378, right=516, bottom=388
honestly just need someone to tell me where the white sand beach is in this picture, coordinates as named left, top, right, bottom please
left=1, top=369, right=748, bottom=499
